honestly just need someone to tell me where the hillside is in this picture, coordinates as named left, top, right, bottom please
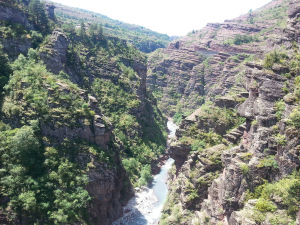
left=0, top=0, right=299, bottom=225
left=0, top=0, right=166, bottom=224
left=151, top=0, right=300, bottom=224
left=147, top=0, right=291, bottom=118
left=46, top=0, right=171, bottom=53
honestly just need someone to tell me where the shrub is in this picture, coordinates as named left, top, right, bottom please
left=263, top=51, right=288, bottom=69
left=275, top=100, right=285, bottom=120
left=138, top=164, right=152, bottom=186
left=275, top=134, right=286, bottom=146
left=294, top=76, right=300, bottom=98
left=173, top=112, right=183, bottom=125
left=233, top=34, right=258, bottom=45
left=289, top=106, right=300, bottom=129
left=255, top=198, right=277, bottom=212
left=191, top=139, right=206, bottom=152
left=122, top=158, right=140, bottom=183
left=290, top=55, right=300, bottom=76
left=248, top=173, right=300, bottom=218
left=187, top=189, right=199, bottom=202
left=261, top=175, right=300, bottom=216
left=30, top=30, right=43, bottom=48
left=240, top=163, right=250, bottom=175
left=257, top=156, right=279, bottom=169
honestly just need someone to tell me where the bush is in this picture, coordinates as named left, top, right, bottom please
left=290, top=55, right=300, bottom=76
left=173, top=112, right=183, bottom=125
left=0, top=126, right=91, bottom=224
left=294, top=76, right=300, bottom=98
left=275, top=100, right=285, bottom=120
left=289, top=106, right=300, bottom=129
left=255, top=198, right=277, bottom=212
left=30, top=30, right=43, bottom=48
left=191, top=139, right=206, bottom=152
left=122, top=158, right=140, bottom=183
left=233, top=34, right=258, bottom=45
left=263, top=51, right=288, bottom=69
left=240, top=162, right=250, bottom=175
left=275, top=134, right=286, bottom=146
left=138, top=164, right=152, bottom=186
left=261, top=175, right=300, bottom=216
left=248, top=173, right=300, bottom=218
left=257, top=155, right=279, bottom=169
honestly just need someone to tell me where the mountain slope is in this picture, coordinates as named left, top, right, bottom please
left=0, top=1, right=166, bottom=224
left=157, top=0, right=300, bottom=224
left=47, top=0, right=171, bottom=53
left=147, top=0, right=291, bottom=118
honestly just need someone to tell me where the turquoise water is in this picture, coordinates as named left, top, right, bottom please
left=112, top=120, right=177, bottom=225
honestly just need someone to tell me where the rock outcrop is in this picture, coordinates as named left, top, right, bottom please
left=147, top=0, right=291, bottom=117
left=40, top=29, right=70, bottom=75
left=161, top=0, right=300, bottom=224
left=0, top=4, right=33, bottom=29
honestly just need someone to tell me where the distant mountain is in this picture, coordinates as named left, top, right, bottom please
left=46, top=0, right=171, bottom=53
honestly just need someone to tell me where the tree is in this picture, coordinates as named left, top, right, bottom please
left=0, top=46, right=11, bottom=97
left=248, top=9, right=254, bottom=24
left=79, top=21, right=86, bottom=39
left=29, top=0, right=49, bottom=33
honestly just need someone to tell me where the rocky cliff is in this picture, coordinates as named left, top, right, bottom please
left=147, top=0, right=291, bottom=117
left=160, top=0, right=300, bottom=224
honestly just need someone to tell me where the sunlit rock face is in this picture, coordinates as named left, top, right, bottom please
left=158, top=0, right=300, bottom=224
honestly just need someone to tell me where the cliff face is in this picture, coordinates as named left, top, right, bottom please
left=161, top=0, right=300, bottom=224
left=147, top=0, right=290, bottom=117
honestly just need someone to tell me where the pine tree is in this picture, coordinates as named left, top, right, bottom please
left=79, top=21, right=86, bottom=39
left=28, top=0, right=49, bottom=33
left=0, top=46, right=11, bottom=96
left=248, top=9, right=254, bottom=24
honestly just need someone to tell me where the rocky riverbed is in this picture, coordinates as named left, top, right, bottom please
left=112, top=120, right=177, bottom=225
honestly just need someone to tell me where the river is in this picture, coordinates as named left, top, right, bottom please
left=112, top=120, right=177, bottom=225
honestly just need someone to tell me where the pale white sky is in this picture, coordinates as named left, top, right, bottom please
left=52, top=0, right=271, bottom=36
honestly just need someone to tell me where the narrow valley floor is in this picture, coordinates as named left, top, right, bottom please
left=112, top=120, right=177, bottom=225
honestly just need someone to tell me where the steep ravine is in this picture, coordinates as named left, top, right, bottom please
left=112, top=120, right=177, bottom=225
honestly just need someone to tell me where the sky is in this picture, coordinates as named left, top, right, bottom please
left=52, top=0, right=272, bottom=36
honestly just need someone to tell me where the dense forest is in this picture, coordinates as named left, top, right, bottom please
left=0, top=0, right=166, bottom=224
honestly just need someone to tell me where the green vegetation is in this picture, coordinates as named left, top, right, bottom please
left=275, top=100, right=285, bottom=120
left=263, top=51, right=288, bottom=69
left=257, top=156, right=279, bottom=169
left=290, top=55, right=300, bottom=76
left=233, top=34, right=259, bottom=45
left=255, top=198, right=277, bottom=212
left=0, top=46, right=11, bottom=98
left=28, top=0, right=49, bottom=33
left=224, top=34, right=259, bottom=46
left=247, top=172, right=300, bottom=222
left=3, top=51, right=89, bottom=127
left=294, top=76, right=300, bottom=99
left=0, top=123, right=92, bottom=224
left=173, top=112, right=183, bottom=125
left=289, top=106, right=300, bottom=129
left=54, top=3, right=170, bottom=53
left=274, top=134, right=286, bottom=146
left=177, top=102, right=245, bottom=152
left=252, top=0, right=289, bottom=28
left=240, top=162, right=250, bottom=175
left=0, top=0, right=169, bottom=223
